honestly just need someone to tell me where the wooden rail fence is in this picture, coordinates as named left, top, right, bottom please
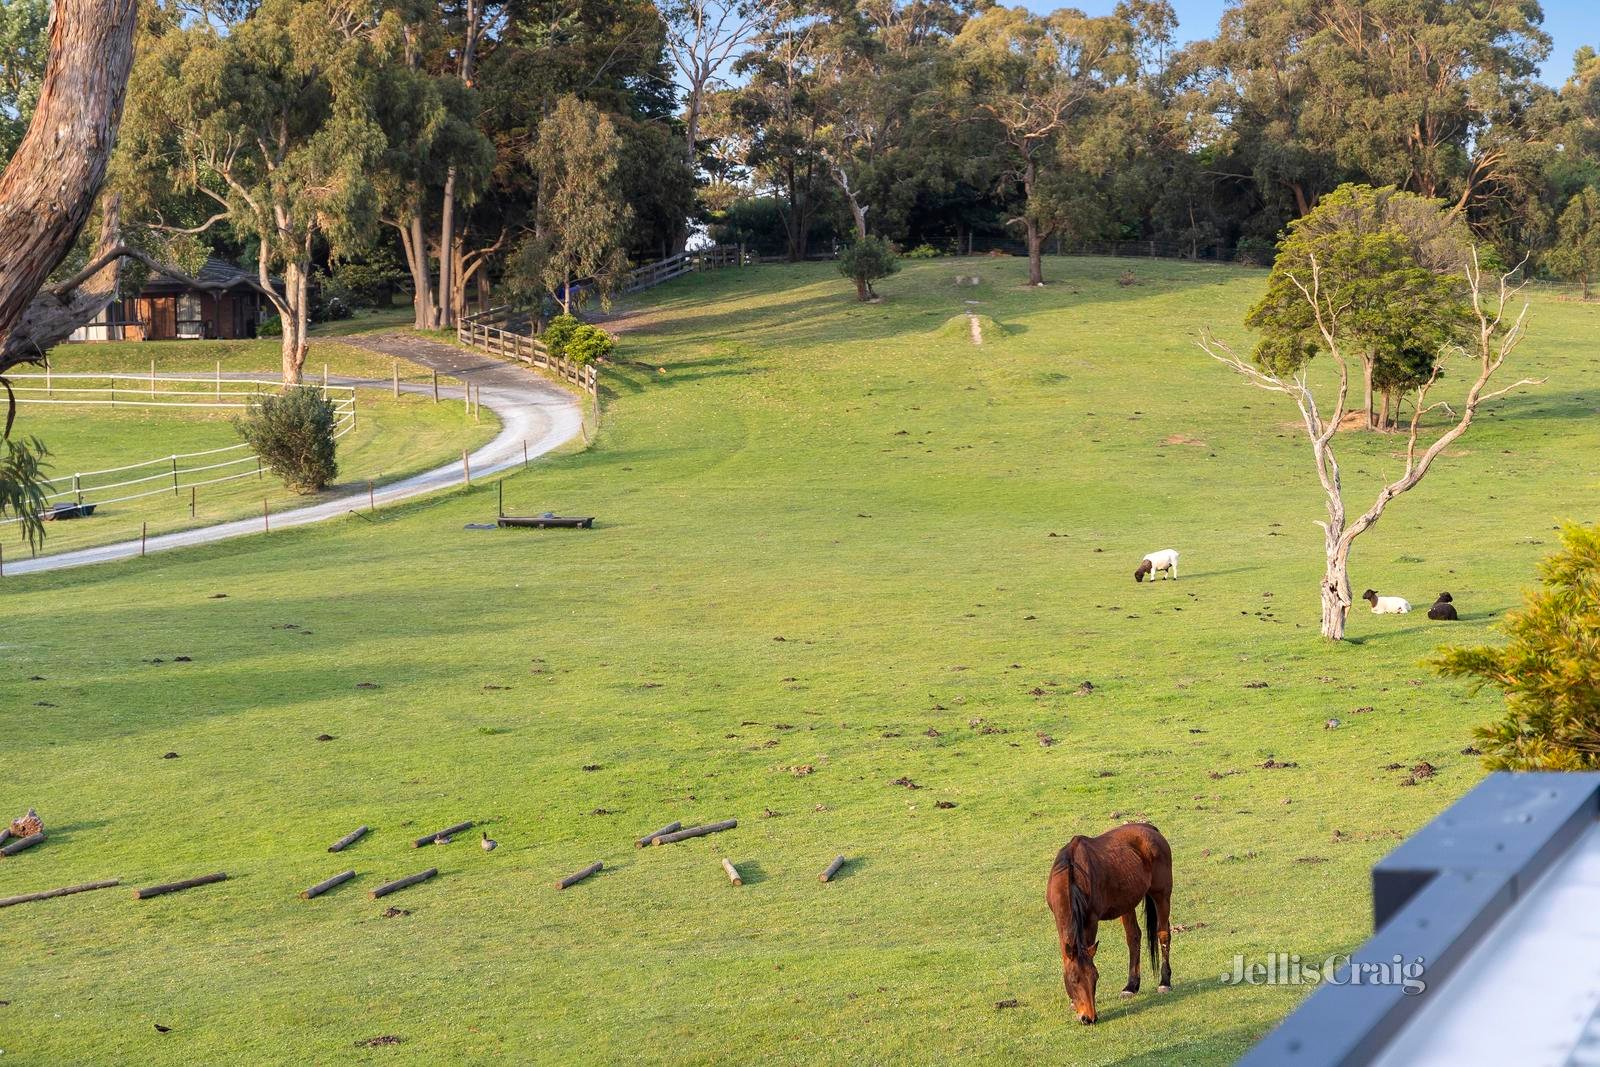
left=455, top=245, right=749, bottom=398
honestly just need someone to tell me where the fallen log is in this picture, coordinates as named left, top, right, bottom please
left=722, top=858, right=742, bottom=886
left=370, top=868, right=437, bottom=899
left=0, top=832, right=45, bottom=857
left=0, top=879, right=120, bottom=908
left=328, top=826, right=368, bottom=852
left=820, top=855, right=847, bottom=883
left=301, top=870, right=356, bottom=900
left=0, top=827, right=11, bottom=847
left=134, top=872, right=227, bottom=899
left=635, top=821, right=681, bottom=848
left=412, top=821, right=472, bottom=848
left=556, top=861, right=602, bottom=890
left=652, top=819, right=737, bottom=846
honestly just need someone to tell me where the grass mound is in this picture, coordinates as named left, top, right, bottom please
left=933, top=311, right=1010, bottom=344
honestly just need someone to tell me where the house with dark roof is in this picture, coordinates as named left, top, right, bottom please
left=70, top=257, right=272, bottom=342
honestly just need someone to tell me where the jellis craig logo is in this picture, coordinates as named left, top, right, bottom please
left=1219, top=953, right=1427, bottom=995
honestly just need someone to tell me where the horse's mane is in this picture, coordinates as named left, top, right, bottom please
left=1053, top=837, right=1095, bottom=966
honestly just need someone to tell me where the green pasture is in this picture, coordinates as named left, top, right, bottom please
left=2, top=255, right=1597, bottom=1064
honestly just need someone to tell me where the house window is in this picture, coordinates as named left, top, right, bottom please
left=177, top=292, right=203, bottom=338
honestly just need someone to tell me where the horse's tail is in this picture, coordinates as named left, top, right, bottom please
left=1143, top=893, right=1159, bottom=972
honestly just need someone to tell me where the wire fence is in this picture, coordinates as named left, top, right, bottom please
left=3, top=373, right=357, bottom=525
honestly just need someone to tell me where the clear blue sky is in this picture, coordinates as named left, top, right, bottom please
left=1020, top=0, right=1594, bottom=87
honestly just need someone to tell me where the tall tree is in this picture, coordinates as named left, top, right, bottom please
left=0, top=0, right=139, bottom=548
left=956, top=6, right=1136, bottom=285
left=117, top=0, right=392, bottom=383
left=661, top=0, right=768, bottom=173
left=1245, top=184, right=1476, bottom=429
left=513, top=95, right=630, bottom=314
left=1201, top=190, right=1541, bottom=640
left=1547, top=186, right=1600, bottom=299
left=733, top=0, right=831, bottom=260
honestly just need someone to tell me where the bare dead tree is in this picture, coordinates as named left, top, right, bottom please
left=662, top=0, right=769, bottom=243
left=0, top=0, right=140, bottom=375
left=1199, top=251, right=1542, bottom=640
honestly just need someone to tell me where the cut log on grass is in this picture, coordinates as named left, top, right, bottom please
left=652, top=819, right=737, bottom=846
left=0, top=828, right=11, bottom=847
left=0, top=879, right=119, bottom=908
left=635, top=821, right=681, bottom=848
left=0, top=832, right=45, bottom=856
left=412, top=822, right=472, bottom=848
left=329, top=826, right=369, bottom=852
left=556, top=861, right=602, bottom=890
left=301, top=870, right=356, bottom=900
left=820, top=855, right=847, bottom=883
left=722, top=858, right=742, bottom=886
left=134, top=872, right=227, bottom=899
left=370, top=868, right=437, bottom=899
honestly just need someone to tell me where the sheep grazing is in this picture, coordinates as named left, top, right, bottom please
left=1361, top=589, right=1411, bottom=614
left=1135, top=549, right=1179, bottom=583
left=1428, top=592, right=1459, bottom=621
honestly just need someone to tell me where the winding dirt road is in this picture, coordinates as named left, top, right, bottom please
left=9, top=334, right=584, bottom=576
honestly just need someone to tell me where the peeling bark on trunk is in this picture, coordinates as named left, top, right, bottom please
left=397, top=214, right=434, bottom=331
left=436, top=166, right=457, bottom=329
left=280, top=258, right=310, bottom=385
left=0, top=0, right=139, bottom=374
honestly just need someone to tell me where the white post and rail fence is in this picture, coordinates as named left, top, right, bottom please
left=0, top=373, right=356, bottom=527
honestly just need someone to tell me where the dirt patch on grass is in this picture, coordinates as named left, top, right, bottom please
left=1162, top=433, right=1207, bottom=447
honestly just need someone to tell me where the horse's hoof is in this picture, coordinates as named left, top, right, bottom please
left=1157, top=985, right=1171, bottom=993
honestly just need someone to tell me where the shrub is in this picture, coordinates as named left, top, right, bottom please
left=258, top=313, right=282, bottom=337
left=1434, top=523, right=1600, bottom=769
left=541, top=313, right=581, bottom=359
left=563, top=324, right=615, bottom=364
left=903, top=244, right=942, bottom=259
left=234, top=386, right=339, bottom=493
left=837, top=235, right=900, bottom=301
left=1234, top=236, right=1277, bottom=267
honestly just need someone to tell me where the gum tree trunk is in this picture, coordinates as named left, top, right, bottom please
left=0, top=0, right=139, bottom=373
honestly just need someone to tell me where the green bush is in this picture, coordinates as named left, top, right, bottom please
left=903, top=243, right=942, bottom=259
left=258, top=313, right=282, bottom=337
left=1435, top=523, right=1600, bottom=770
left=541, top=314, right=581, bottom=359
left=234, top=386, right=339, bottom=493
left=838, top=235, right=900, bottom=301
left=563, top=324, right=615, bottom=364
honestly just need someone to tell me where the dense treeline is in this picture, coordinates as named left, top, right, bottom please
left=0, top=0, right=1597, bottom=376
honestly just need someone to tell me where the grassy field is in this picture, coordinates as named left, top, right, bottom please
left=7, top=340, right=498, bottom=556
left=2, top=255, right=1597, bottom=1065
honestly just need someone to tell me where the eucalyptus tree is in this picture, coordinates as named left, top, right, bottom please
left=0, top=0, right=138, bottom=547
left=956, top=6, right=1140, bottom=285
left=512, top=95, right=631, bottom=314
left=117, top=0, right=393, bottom=383
left=1548, top=187, right=1600, bottom=299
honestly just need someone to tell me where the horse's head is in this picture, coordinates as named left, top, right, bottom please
left=1063, top=941, right=1099, bottom=1023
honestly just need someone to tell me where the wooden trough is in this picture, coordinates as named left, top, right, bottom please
left=497, top=514, right=594, bottom=530
left=42, top=502, right=96, bottom=521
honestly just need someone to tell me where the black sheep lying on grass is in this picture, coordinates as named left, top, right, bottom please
left=1427, top=592, right=1459, bottom=621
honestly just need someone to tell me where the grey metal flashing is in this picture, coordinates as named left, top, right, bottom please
left=1237, top=772, right=1600, bottom=1067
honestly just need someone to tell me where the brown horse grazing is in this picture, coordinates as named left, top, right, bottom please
left=1046, top=822, right=1173, bottom=1024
